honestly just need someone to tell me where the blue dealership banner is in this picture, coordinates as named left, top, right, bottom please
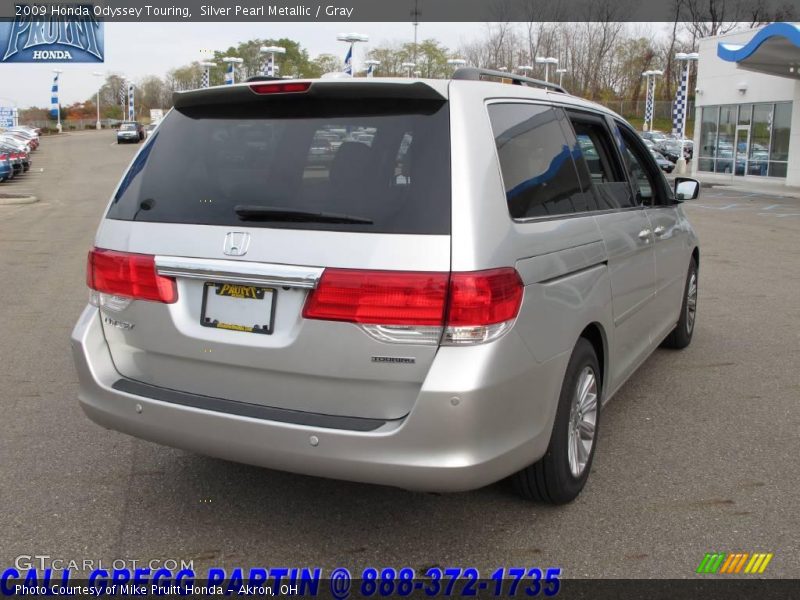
left=0, top=106, right=14, bottom=127
left=0, top=4, right=104, bottom=63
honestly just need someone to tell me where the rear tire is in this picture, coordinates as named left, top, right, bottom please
left=512, top=338, right=601, bottom=504
left=661, top=258, right=698, bottom=349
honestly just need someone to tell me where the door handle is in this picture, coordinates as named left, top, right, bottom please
left=653, top=225, right=666, bottom=237
left=638, top=229, right=652, bottom=242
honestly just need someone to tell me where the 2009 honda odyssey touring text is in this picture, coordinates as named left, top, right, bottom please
left=72, top=69, right=701, bottom=503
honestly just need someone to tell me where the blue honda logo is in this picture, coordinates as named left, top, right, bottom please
left=1, top=5, right=104, bottom=63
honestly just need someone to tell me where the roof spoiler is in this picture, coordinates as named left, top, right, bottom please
left=452, top=67, right=567, bottom=94
left=173, top=80, right=446, bottom=109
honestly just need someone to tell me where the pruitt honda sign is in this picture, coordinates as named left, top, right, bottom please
left=1, top=4, right=104, bottom=63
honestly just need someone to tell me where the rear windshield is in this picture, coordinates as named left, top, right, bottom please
left=120, top=123, right=136, bottom=130
left=106, top=97, right=451, bottom=234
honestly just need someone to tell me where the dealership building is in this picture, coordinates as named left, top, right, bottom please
left=692, top=22, right=800, bottom=186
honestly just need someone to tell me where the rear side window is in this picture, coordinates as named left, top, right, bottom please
left=567, top=115, right=637, bottom=210
left=106, top=98, right=451, bottom=234
left=488, top=103, right=596, bottom=219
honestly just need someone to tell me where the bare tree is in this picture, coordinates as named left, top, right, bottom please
left=679, top=0, right=795, bottom=39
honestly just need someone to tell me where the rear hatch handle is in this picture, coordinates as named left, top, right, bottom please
left=154, top=256, right=323, bottom=289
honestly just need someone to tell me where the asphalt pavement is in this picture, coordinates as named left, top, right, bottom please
left=1, top=132, right=798, bottom=579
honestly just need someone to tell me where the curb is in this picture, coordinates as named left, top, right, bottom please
left=0, top=195, right=38, bottom=206
left=708, top=184, right=800, bottom=199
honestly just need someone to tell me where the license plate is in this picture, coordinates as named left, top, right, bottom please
left=200, top=282, right=276, bottom=334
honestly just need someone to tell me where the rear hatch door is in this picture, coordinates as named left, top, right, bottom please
left=94, top=80, right=452, bottom=421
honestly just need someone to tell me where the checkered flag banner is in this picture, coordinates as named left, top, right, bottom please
left=644, top=76, right=654, bottom=126
left=201, top=67, right=210, bottom=88
left=127, top=82, right=134, bottom=120
left=343, top=44, right=353, bottom=75
left=49, top=73, right=59, bottom=120
left=672, top=62, right=690, bottom=137
left=118, top=79, right=127, bottom=106
left=262, top=54, right=274, bottom=77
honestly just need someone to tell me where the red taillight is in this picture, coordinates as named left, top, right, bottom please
left=87, top=248, right=177, bottom=303
left=302, top=269, right=448, bottom=325
left=0, top=154, right=6, bottom=160
left=447, top=268, right=524, bottom=326
left=10, top=152, right=18, bottom=160
left=250, top=81, right=311, bottom=95
left=302, top=267, right=523, bottom=328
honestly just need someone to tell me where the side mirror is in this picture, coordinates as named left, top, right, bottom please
left=674, top=177, right=700, bottom=201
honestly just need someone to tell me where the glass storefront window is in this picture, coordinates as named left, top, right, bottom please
left=738, top=104, right=752, bottom=125
left=770, top=103, right=792, bottom=161
left=769, top=162, right=787, bottom=178
left=697, top=102, right=791, bottom=178
left=699, top=106, right=718, bottom=160
left=750, top=103, right=772, bottom=157
left=715, top=106, right=735, bottom=173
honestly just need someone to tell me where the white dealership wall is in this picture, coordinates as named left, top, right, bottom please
left=692, top=25, right=800, bottom=186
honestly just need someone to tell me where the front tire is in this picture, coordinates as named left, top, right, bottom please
left=512, top=338, right=601, bottom=504
left=661, top=257, right=698, bottom=349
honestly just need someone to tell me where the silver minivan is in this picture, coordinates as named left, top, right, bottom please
left=72, top=70, right=700, bottom=503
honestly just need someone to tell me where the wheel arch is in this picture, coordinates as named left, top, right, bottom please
left=578, top=322, right=607, bottom=394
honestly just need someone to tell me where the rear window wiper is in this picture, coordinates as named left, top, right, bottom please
left=234, top=205, right=373, bottom=225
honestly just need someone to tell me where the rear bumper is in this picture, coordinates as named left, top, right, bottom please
left=71, top=306, right=566, bottom=492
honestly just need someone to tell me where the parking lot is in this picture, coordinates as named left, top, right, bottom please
left=1, top=131, right=798, bottom=579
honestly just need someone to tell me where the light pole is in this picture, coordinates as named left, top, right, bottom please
left=222, top=57, right=243, bottom=85
left=447, top=58, right=466, bottom=75
left=555, top=68, right=567, bottom=88
left=337, top=33, right=369, bottom=76
left=641, top=69, right=663, bottom=132
left=260, top=45, right=286, bottom=78
left=673, top=52, right=700, bottom=174
left=535, top=56, right=558, bottom=82
left=52, top=69, right=63, bottom=133
left=364, top=59, right=380, bottom=77
left=92, top=71, right=103, bottom=129
left=401, top=62, right=416, bottom=78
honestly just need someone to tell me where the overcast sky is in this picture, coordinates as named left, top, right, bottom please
left=3, top=22, right=496, bottom=108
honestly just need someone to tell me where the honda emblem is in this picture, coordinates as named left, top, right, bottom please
left=223, top=232, right=251, bottom=257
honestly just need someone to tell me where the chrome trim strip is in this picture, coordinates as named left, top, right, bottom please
left=154, top=256, right=323, bottom=289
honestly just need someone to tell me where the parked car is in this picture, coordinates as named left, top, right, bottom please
left=0, top=151, right=12, bottom=182
left=3, top=128, right=39, bottom=150
left=144, top=124, right=157, bottom=138
left=1, top=132, right=34, bottom=153
left=116, top=121, right=144, bottom=143
left=307, top=135, right=334, bottom=166
left=73, top=70, right=700, bottom=504
left=0, top=142, right=27, bottom=175
left=650, top=149, right=675, bottom=173
left=640, top=130, right=668, bottom=146
left=1, top=138, right=31, bottom=172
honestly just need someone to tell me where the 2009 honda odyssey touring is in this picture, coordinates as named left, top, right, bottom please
left=72, top=69, right=700, bottom=503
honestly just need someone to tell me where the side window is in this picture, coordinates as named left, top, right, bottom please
left=488, top=103, right=592, bottom=219
left=616, top=125, right=669, bottom=206
left=568, top=115, right=637, bottom=210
